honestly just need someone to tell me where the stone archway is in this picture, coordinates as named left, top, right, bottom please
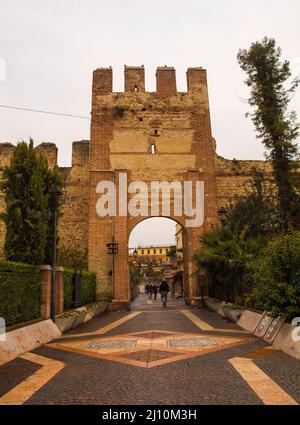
left=127, top=216, right=190, bottom=303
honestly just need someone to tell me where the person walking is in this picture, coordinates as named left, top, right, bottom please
left=148, top=284, right=153, bottom=300
left=153, top=285, right=158, bottom=301
left=160, top=279, right=169, bottom=308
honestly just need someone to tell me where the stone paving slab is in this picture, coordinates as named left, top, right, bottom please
left=105, top=311, right=201, bottom=336
left=0, top=357, right=41, bottom=398
left=254, top=351, right=300, bottom=404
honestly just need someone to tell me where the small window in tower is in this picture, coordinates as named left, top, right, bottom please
left=134, top=85, right=138, bottom=92
left=151, top=143, right=157, bottom=155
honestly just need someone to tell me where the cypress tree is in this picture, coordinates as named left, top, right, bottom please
left=238, top=37, right=300, bottom=230
left=1, top=139, right=62, bottom=265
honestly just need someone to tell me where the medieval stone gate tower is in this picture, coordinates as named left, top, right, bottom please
left=89, top=65, right=219, bottom=305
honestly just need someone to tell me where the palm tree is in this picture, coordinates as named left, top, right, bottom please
left=193, top=229, right=259, bottom=303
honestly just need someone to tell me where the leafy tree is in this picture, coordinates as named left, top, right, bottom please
left=250, top=231, right=300, bottom=319
left=1, top=139, right=63, bottom=265
left=238, top=37, right=300, bottom=230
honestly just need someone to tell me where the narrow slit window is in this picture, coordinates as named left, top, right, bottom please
left=151, top=143, right=157, bottom=154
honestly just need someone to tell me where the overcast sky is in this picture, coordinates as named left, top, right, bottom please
left=1, top=0, right=300, bottom=246
left=129, top=218, right=177, bottom=248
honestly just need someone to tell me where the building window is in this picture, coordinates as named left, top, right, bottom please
left=147, top=250, right=150, bottom=254
left=153, top=249, right=156, bottom=254
left=160, top=249, right=162, bottom=254
left=141, top=250, right=144, bottom=255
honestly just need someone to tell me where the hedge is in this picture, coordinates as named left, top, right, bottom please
left=0, top=261, right=41, bottom=327
left=63, top=269, right=97, bottom=310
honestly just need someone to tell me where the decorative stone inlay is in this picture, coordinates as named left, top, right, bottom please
left=87, top=340, right=137, bottom=350
left=49, top=329, right=249, bottom=369
left=134, top=331, right=174, bottom=339
left=120, top=349, right=176, bottom=362
left=167, top=337, right=216, bottom=347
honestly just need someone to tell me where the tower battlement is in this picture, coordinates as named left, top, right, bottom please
left=92, top=66, right=207, bottom=96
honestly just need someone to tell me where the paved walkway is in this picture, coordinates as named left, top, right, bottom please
left=0, top=294, right=299, bottom=405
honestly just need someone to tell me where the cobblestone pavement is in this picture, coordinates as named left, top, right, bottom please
left=0, top=295, right=299, bottom=405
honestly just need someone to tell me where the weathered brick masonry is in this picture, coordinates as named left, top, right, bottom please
left=0, top=66, right=272, bottom=305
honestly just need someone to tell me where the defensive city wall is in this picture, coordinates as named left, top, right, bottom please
left=0, top=65, right=274, bottom=301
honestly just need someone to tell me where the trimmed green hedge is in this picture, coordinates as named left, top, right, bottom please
left=81, top=271, right=97, bottom=305
left=0, top=261, right=41, bottom=327
left=63, top=269, right=74, bottom=310
left=63, top=269, right=96, bottom=310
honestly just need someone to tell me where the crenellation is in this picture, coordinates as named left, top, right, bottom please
left=124, top=65, right=145, bottom=92
left=0, top=143, right=15, bottom=168
left=156, top=66, right=177, bottom=97
left=35, top=142, right=58, bottom=169
left=92, top=66, right=209, bottom=97
left=187, top=67, right=207, bottom=92
left=71, top=140, right=90, bottom=167
left=93, top=67, right=113, bottom=96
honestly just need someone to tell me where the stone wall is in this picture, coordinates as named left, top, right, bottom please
left=214, top=154, right=273, bottom=208
left=58, top=140, right=90, bottom=262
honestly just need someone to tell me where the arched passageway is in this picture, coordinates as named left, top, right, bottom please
left=128, top=217, right=189, bottom=306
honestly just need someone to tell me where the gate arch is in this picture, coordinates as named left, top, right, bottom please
left=128, top=216, right=189, bottom=302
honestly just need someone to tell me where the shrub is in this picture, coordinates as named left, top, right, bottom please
left=0, top=261, right=41, bottom=326
left=63, top=269, right=74, bottom=309
left=114, top=106, right=126, bottom=118
left=81, top=271, right=97, bottom=305
left=250, top=231, right=300, bottom=319
left=57, top=245, right=88, bottom=270
left=63, top=269, right=96, bottom=310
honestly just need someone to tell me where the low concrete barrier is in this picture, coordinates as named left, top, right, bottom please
left=0, top=319, right=61, bottom=364
left=237, top=310, right=299, bottom=360
left=237, top=310, right=262, bottom=333
left=55, top=302, right=108, bottom=334
left=273, top=323, right=300, bottom=361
